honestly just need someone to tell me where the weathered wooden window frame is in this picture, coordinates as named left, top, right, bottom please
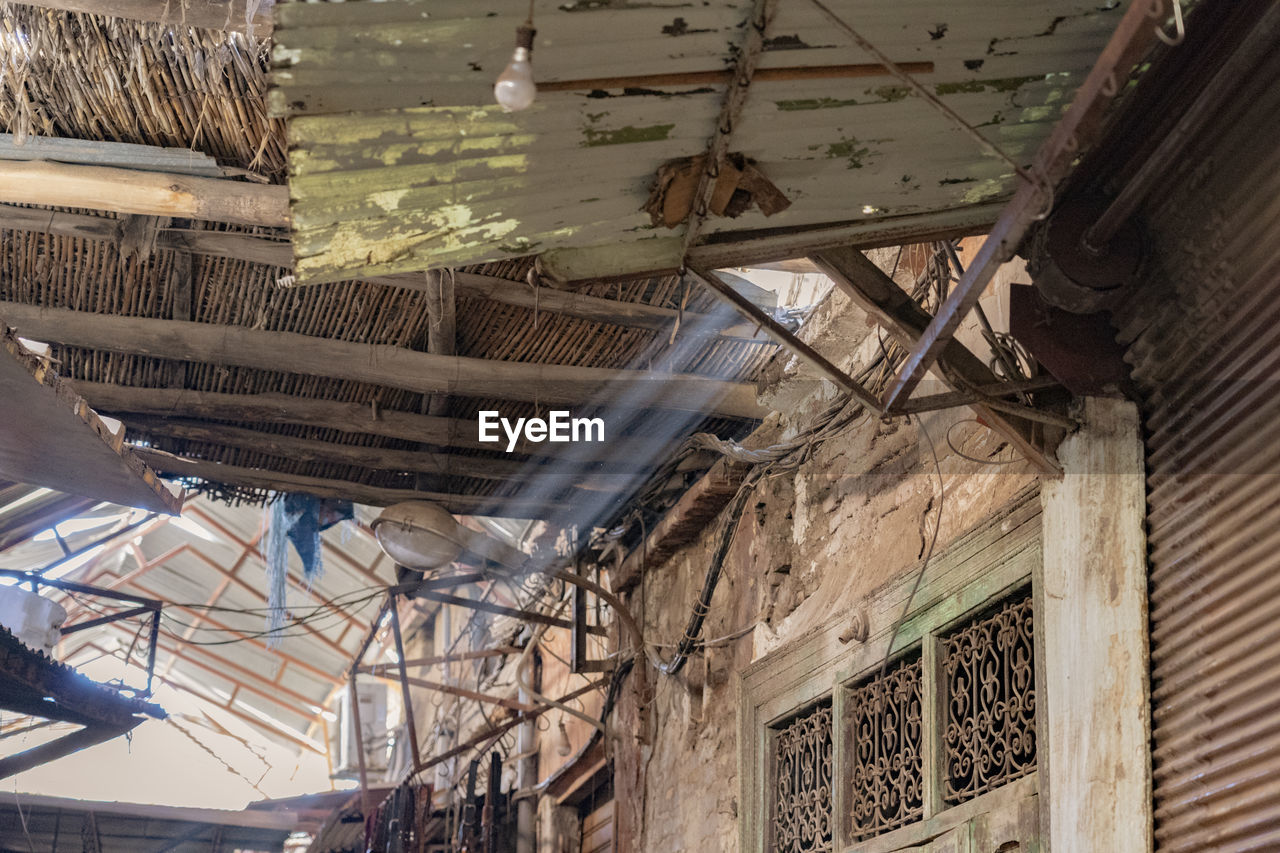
left=739, top=487, right=1045, bottom=853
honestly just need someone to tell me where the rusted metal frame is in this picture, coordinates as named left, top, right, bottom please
left=160, top=575, right=233, bottom=682
left=34, top=513, right=157, bottom=576
left=85, top=642, right=325, bottom=754
left=180, top=542, right=364, bottom=658
left=367, top=672, right=538, bottom=715
left=881, top=0, right=1173, bottom=411
left=898, top=376, right=1062, bottom=415
left=95, top=620, right=327, bottom=723
left=679, top=0, right=779, bottom=256
left=537, top=61, right=934, bottom=93
left=410, top=678, right=609, bottom=779
left=812, top=247, right=1064, bottom=475
left=413, top=589, right=608, bottom=637
left=55, top=542, right=189, bottom=622
left=0, top=569, right=163, bottom=609
left=687, top=268, right=882, bottom=410
left=357, top=646, right=521, bottom=674
left=121, top=576, right=346, bottom=686
left=349, top=668, right=370, bottom=811
left=939, top=241, right=1030, bottom=406
left=1085, top=3, right=1280, bottom=250
left=159, top=525, right=262, bottom=682
left=0, top=721, right=138, bottom=780
left=185, top=504, right=381, bottom=624
left=59, top=604, right=156, bottom=635
left=388, top=596, right=423, bottom=773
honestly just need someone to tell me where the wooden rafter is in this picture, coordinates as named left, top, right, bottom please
left=130, top=448, right=578, bottom=518
left=13, top=0, right=274, bottom=36
left=78, top=384, right=680, bottom=465
left=811, top=247, right=1063, bottom=477
left=0, top=303, right=765, bottom=420
left=0, top=161, right=288, bottom=227
left=0, top=203, right=757, bottom=339
left=121, top=417, right=637, bottom=488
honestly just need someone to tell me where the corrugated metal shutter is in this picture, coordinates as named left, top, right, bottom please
left=1113, top=25, right=1280, bottom=853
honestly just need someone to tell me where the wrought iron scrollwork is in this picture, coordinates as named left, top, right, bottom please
left=845, top=654, right=924, bottom=841
left=942, top=589, right=1037, bottom=804
left=772, top=699, right=833, bottom=853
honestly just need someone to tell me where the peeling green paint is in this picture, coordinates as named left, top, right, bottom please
left=826, top=137, right=874, bottom=169
left=498, top=238, right=542, bottom=254
left=580, top=123, right=675, bottom=147
left=935, top=75, right=1042, bottom=96
left=867, top=85, right=911, bottom=103
left=775, top=97, right=859, bottom=111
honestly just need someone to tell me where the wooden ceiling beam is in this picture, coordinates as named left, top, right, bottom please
left=128, top=447, right=579, bottom=518
left=13, top=0, right=273, bottom=36
left=122, top=416, right=642, bottom=490
left=811, top=247, right=1061, bottom=476
left=72, top=382, right=682, bottom=466
left=0, top=161, right=288, bottom=228
left=0, top=303, right=764, bottom=419
left=0, top=204, right=761, bottom=339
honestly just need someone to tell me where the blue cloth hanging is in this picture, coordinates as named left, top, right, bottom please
left=264, top=493, right=353, bottom=646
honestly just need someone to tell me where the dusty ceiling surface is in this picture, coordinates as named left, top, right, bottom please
left=271, top=0, right=1127, bottom=282
left=0, top=0, right=778, bottom=526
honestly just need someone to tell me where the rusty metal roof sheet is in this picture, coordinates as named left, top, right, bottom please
left=272, top=0, right=1127, bottom=282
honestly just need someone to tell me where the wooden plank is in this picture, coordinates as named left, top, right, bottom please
left=77, top=383, right=680, bottom=466
left=0, top=134, right=224, bottom=177
left=1040, top=398, right=1150, bottom=853
left=12, top=0, right=273, bottom=35
left=0, top=205, right=763, bottom=339
left=0, top=161, right=288, bottom=228
left=5, top=793, right=300, bottom=832
left=127, top=446, right=575, bottom=518
left=812, top=247, right=1061, bottom=477
left=122, top=417, right=637, bottom=489
left=0, top=303, right=766, bottom=420
left=0, top=329, right=181, bottom=514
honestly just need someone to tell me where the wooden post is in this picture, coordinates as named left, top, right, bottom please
left=1039, top=397, right=1150, bottom=852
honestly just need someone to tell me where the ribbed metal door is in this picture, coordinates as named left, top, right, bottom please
left=1114, top=30, right=1280, bottom=852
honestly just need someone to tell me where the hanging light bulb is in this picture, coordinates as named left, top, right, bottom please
left=556, top=716, right=572, bottom=757
left=494, top=24, right=537, bottom=112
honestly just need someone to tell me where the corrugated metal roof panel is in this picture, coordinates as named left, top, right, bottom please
left=272, top=0, right=1125, bottom=282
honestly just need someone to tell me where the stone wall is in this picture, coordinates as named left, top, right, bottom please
left=608, top=251, right=1040, bottom=852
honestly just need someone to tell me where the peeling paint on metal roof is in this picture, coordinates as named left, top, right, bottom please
left=272, top=0, right=1127, bottom=282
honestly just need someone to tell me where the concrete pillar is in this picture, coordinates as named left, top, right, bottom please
left=1040, top=397, right=1151, bottom=852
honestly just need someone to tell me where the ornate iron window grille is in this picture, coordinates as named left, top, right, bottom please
left=771, top=699, right=833, bottom=853
left=845, top=652, right=924, bottom=842
left=941, top=588, right=1037, bottom=805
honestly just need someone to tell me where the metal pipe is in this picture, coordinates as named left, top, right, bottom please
left=1084, top=4, right=1280, bottom=250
